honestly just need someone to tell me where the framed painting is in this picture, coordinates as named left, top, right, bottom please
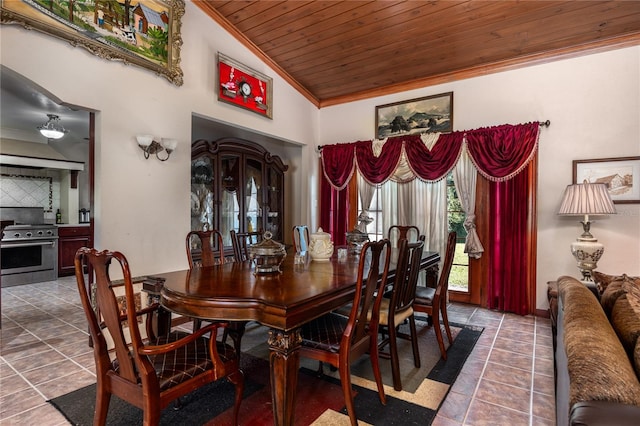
left=573, top=156, right=640, bottom=204
left=1, top=0, right=184, bottom=86
left=217, top=53, right=273, bottom=119
left=375, top=92, right=453, bottom=140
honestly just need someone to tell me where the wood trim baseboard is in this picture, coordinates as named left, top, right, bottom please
left=535, top=308, right=550, bottom=318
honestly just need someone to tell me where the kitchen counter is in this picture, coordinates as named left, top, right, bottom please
left=56, top=223, right=90, bottom=227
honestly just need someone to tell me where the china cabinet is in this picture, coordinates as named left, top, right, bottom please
left=191, top=138, right=287, bottom=252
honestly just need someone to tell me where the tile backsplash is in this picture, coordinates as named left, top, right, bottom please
left=0, top=166, right=60, bottom=222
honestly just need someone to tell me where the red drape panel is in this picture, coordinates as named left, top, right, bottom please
left=319, top=172, right=349, bottom=246
left=321, top=123, right=537, bottom=188
left=404, top=133, right=464, bottom=181
left=487, top=162, right=534, bottom=315
left=355, top=137, right=403, bottom=184
left=320, top=143, right=357, bottom=190
left=466, top=122, right=539, bottom=181
left=320, top=122, right=541, bottom=315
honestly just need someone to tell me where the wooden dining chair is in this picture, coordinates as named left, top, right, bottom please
left=230, top=230, right=263, bottom=262
left=186, top=230, right=245, bottom=353
left=388, top=225, right=420, bottom=247
left=186, top=229, right=226, bottom=268
left=300, top=239, right=391, bottom=426
left=292, top=225, right=310, bottom=252
left=74, top=247, right=244, bottom=426
left=376, top=235, right=425, bottom=391
left=413, top=231, right=457, bottom=360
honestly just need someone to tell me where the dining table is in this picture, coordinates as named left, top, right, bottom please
left=158, top=248, right=440, bottom=426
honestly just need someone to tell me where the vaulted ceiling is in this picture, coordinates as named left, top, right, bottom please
left=196, top=1, right=640, bottom=107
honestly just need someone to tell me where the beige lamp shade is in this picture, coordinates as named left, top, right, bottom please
left=558, top=182, right=616, bottom=217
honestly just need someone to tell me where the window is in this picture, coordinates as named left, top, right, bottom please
left=446, top=173, right=469, bottom=292
left=358, top=185, right=383, bottom=241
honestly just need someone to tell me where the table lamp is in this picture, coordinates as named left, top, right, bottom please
left=558, top=181, right=616, bottom=281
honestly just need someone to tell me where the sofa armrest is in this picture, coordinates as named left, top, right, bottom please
left=571, top=401, right=640, bottom=426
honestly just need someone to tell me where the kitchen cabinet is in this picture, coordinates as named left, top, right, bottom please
left=58, top=225, right=92, bottom=276
left=191, top=138, right=288, bottom=251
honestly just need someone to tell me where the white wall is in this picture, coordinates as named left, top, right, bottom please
left=318, top=46, right=640, bottom=311
left=0, top=2, right=318, bottom=276
left=2, top=4, right=638, bottom=312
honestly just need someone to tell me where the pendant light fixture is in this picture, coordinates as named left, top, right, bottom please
left=38, top=114, right=67, bottom=139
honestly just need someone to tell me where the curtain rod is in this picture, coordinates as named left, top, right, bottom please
left=317, top=120, right=551, bottom=151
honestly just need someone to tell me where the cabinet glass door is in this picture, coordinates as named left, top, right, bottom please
left=191, top=156, right=214, bottom=232
left=266, top=167, right=283, bottom=240
left=220, top=154, right=240, bottom=247
left=245, top=158, right=263, bottom=233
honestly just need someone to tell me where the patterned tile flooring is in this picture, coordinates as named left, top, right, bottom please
left=0, top=277, right=555, bottom=425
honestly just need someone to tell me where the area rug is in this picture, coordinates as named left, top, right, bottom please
left=49, top=321, right=482, bottom=425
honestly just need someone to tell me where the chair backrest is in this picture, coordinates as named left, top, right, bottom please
left=436, top=231, right=457, bottom=300
left=388, top=235, right=425, bottom=317
left=230, top=230, right=263, bottom=262
left=344, top=239, right=391, bottom=355
left=186, top=229, right=225, bottom=268
left=292, top=225, right=310, bottom=252
left=74, top=247, right=155, bottom=386
left=388, top=225, right=420, bottom=247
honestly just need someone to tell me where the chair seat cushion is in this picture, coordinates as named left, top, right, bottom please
left=301, top=313, right=348, bottom=353
left=415, top=286, right=435, bottom=304
left=152, top=331, right=235, bottom=390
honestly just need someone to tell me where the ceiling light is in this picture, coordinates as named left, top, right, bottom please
left=38, top=114, right=67, bottom=139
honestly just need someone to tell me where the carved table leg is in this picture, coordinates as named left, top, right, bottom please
left=268, top=328, right=302, bottom=426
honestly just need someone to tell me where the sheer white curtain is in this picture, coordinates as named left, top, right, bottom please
left=365, top=133, right=448, bottom=254
left=452, top=148, right=484, bottom=258
left=381, top=180, right=398, bottom=243
left=410, top=178, right=447, bottom=256
left=357, top=174, right=376, bottom=232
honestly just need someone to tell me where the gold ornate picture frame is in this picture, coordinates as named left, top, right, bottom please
left=1, top=0, right=184, bottom=86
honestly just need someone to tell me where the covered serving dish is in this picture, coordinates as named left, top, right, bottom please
left=248, top=231, right=286, bottom=274
left=308, top=227, right=334, bottom=262
left=345, top=228, right=369, bottom=255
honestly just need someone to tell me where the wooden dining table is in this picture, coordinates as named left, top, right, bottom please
left=158, top=249, right=440, bottom=426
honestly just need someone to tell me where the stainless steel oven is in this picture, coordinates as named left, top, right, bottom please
left=1, top=224, right=58, bottom=287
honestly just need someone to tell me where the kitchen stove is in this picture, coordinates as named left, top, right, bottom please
left=1, top=208, right=59, bottom=287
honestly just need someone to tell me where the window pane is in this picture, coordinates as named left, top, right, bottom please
left=447, top=172, right=469, bottom=292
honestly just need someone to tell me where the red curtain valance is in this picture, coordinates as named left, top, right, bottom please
left=320, top=122, right=540, bottom=189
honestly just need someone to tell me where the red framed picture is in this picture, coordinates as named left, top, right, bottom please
left=217, top=53, right=273, bottom=119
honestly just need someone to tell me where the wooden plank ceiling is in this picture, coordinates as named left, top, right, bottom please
left=196, top=1, right=640, bottom=107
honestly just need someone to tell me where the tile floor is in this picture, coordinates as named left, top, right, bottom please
left=0, top=277, right=555, bottom=425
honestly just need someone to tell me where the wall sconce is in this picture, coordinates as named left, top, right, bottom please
left=38, top=114, right=67, bottom=139
left=136, top=135, right=177, bottom=161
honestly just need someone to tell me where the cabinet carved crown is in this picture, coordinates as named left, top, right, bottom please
left=191, top=138, right=288, bottom=251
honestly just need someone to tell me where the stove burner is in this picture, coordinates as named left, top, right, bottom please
left=1, top=224, right=58, bottom=241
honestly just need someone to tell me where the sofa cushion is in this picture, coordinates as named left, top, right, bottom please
left=625, top=280, right=640, bottom=317
left=558, top=276, right=640, bottom=407
left=635, top=339, right=640, bottom=381
left=592, top=271, right=626, bottom=295
left=599, top=274, right=640, bottom=317
left=611, top=294, right=640, bottom=357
